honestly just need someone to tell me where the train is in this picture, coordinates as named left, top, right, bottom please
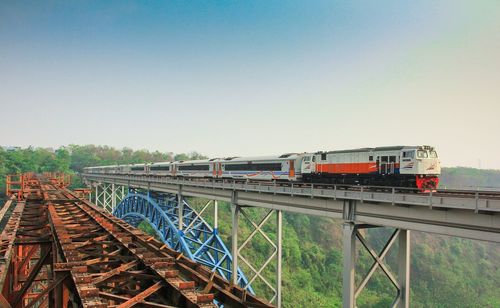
left=83, top=145, right=441, bottom=191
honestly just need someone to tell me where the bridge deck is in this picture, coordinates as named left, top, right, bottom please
left=83, top=174, right=500, bottom=243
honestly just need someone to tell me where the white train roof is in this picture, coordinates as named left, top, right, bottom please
left=175, top=159, right=213, bottom=164
left=150, top=161, right=174, bottom=165
left=220, top=154, right=303, bottom=163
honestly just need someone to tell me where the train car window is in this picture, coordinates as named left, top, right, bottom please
left=224, top=164, right=247, bottom=171
left=429, top=151, right=438, bottom=158
left=312, top=156, right=316, bottom=162
left=369, top=156, right=373, bottom=161
left=131, top=166, right=144, bottom=171
left=256, top=163, right=282, bottom=171
left=178, top=165, right=210, bottom=171
left=417, top=150, right=428, bottom=159
left=321, top=153, right=327, bottom=160
left=150, top=166, right=170, bottom=171
left=225, top=163, right=282, bottom=171
left=389, top=156, right=396, bottom=163
left=381, top=156, right=388, bottom=162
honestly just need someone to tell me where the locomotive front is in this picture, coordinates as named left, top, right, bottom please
left=400, top=146, right=440, bottom=191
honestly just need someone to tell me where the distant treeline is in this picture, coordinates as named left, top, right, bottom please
left=0, top=145, right=206, bottom=195
left=440, top=167, right=500, bottom=189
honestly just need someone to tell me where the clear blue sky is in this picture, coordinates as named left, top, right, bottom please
left=1, top=1, right=499, bottom=168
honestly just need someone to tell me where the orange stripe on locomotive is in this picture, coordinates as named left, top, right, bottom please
left=315, top=162, right=390, bottom=174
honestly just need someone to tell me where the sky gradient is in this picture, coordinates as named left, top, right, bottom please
left=1, top=1, right=500, bottom=168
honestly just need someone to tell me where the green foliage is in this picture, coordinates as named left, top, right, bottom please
left=0, top=147, right=74, bottom=195
left=137, top=220, right=162, bottom=241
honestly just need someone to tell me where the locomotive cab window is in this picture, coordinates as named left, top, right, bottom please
left=368, top=156, right=373, bottom=161
left=429, top=151, right=438, bottom=158
left=403, top=151, right=415, bottom=158
left=417, top=150, right=428, bottom=159
left=321, top=153, right=327, bottom=161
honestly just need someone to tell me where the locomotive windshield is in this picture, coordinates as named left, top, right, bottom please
left=417, top=150, right=428, bottom=159
left=429, top=150, right=438, bottom=158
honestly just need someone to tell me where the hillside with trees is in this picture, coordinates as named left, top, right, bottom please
left=1, top=145, right=499, bottom=307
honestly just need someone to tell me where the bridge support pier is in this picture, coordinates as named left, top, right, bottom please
left=231, top=191, right=283, bottom=308
left=231, top=199, right=240, bottom=286
left=342, top=223, right=410, bottom=308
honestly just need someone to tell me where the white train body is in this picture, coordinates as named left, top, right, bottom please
left=82, top=145, right=440, bottom=191
left=218, top=154, right=305, bottom=181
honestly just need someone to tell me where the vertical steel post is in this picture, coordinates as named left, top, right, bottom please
left=276, top=210, right=283, bottom=308
left=398, top=230, right=410, bottom=308
left=343, top=223, right=356, bottom=308
left=178, top=188, right=183, bottom=231
left=111, top=183, right=116, bottom=212
left=95, top=183, right=99, bottom=206
left=103, top=184, right=108, bottom=211
left=231, top=192, right=239, bottom=286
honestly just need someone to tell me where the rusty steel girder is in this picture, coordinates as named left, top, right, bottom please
left=0, top=174, right=273, bottom=308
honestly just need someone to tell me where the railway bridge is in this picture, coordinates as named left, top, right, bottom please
left=81, top=173, right=500, bottom=308
left=2, top=173, right=499, bottom=307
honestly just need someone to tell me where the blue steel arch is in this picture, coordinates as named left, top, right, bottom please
left=113, top=190, right=253, bottom=292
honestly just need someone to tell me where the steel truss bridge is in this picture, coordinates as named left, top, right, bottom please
left=0, top=174, right=272, bottom=308
left=81, top=173, right=500, bottom=308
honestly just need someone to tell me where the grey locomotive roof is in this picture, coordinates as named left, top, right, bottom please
left=320, top=146, right=409, bottom=154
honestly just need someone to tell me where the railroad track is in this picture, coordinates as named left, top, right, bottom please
left=0, top=175, right=273, bottom=308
